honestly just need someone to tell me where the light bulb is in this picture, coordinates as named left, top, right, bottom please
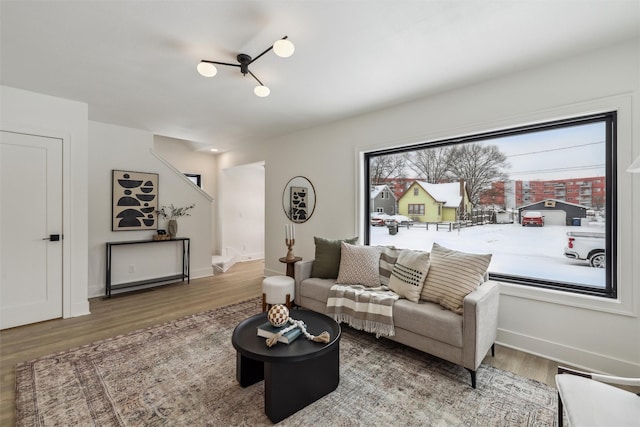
left=273, top=39, right=295, bottom=58
left=197, top=62, right=217, bottom=77
left=254, top=85, right=270, bottom=97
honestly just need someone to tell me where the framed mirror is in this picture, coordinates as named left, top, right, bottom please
left=283, top=176, right=316, bottom=223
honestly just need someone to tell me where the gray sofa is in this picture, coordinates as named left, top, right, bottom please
left=294, top=259, right=499, bottom=388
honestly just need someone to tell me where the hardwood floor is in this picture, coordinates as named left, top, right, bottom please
left=1, top=259, right=561, bottom=426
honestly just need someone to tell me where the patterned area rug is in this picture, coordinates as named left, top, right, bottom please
left=16, top=298, right=557, bottom=426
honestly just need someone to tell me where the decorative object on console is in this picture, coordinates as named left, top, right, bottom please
left=283, top=176, right=316, bottom=223
left=156, top=203, right=195, bottom=239
left=152, top=229, right=170, bottom=241
left=112, top=170, right=158, bottom=231
left=197, top=36, right=294, bottom=97
left=262, top=304, right=330, bottom=347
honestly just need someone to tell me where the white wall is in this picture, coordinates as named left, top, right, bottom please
left=218, top=39, right=640, bottom=376
left=219, top=162, right=265, bottom=262
left=88, top=122, right=213, bottom=297
left=0, top=86, right=90, bottom=318
left=153, top=135, right=218, bottom=253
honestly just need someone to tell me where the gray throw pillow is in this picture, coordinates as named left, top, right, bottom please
left=311, top=236, right=358, bottom=279
left=378, top=246, right=401, bottom=286
left=336, top=243, right=383, bottom=287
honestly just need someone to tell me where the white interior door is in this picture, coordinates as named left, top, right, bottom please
left=0, top=130, right=63, bottom=329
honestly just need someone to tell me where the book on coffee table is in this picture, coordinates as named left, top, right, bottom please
left=257, top=322, right=302, bottom=344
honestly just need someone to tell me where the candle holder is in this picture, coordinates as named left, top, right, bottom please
left=285, top=238, right=296, bottom=261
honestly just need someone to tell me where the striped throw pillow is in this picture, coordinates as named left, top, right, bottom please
left=420, top=243, right=492, bottom=314
left=378, top=246, right=402, bottom=286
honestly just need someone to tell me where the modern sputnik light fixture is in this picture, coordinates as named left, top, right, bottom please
left=197, top=36, right=294, bottom=97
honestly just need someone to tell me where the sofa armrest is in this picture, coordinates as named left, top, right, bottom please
left=294, top=260, right=314, bottom=302
left=462, top=280, right=500, bottom=371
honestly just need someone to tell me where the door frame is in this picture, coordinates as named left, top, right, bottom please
left=1, top=123, right=73, bottom=319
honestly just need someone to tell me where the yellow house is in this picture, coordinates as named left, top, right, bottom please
left=398, top=180, right=472, bottom=223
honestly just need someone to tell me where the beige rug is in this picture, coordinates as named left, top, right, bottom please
left=16, top=298, right=557, bottom=426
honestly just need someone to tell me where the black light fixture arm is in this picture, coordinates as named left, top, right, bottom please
left=198, top=35, right=291, bottom=95
left=247, top=70, right=264, bottom=86
left=199, top=60, right=239, bottom=68
left=249, top=35, right=289, bottom=65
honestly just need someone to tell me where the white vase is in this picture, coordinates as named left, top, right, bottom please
left=167, top=219, right=178, bottom=239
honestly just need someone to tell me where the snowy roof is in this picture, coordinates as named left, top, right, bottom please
left=370, top=184, right=395, bottom=199
left=415, top=181, right=464, bottom=208
left=519, top=198, right=589, bottom=210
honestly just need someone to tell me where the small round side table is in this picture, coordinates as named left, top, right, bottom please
left=279, top=256, right=302, bottom=279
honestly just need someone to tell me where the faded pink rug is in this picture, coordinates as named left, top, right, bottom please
left=16, top=298, right=557, bottom=426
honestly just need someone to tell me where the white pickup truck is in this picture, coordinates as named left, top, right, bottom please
left=564, top=230, right=606, bottom=268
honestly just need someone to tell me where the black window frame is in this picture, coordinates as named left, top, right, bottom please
left=364, top=112, right=617, bottom=298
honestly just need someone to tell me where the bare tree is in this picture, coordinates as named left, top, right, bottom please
left=407, top=146, right=452, bottom=183
left=369, top=153, right=407, bottom=185
left=447, top=143, right=509, bottom=205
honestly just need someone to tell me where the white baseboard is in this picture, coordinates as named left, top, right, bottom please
left=497, top=328, right=640, bottom=377
left=234, top=252, right=264, bottom=262
left=68, top=301, right=91, bottom=318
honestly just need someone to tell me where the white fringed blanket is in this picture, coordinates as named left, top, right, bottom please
left=326, top=284, right=400, bottom=338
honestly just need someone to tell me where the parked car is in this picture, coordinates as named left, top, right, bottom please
left=386, top=214, right=413, bottom=226
left=564, top=231, right=606, bottom=268
left=521, top=211, right=544, bottom=227
left=370, top=217, right=386, bottom=227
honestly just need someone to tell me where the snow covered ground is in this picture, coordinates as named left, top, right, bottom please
left=370, top=222, right=606, bottom=288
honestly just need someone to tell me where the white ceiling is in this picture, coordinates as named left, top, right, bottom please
left=2, top=1, right=639, bottom=153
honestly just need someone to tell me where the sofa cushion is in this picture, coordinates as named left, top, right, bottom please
left=299, top=277, right=335, bottom=304
left=388, top=250, right=430, bottom=303
left=311, top=236, right=358, bottom=279
left=337, top=243, right=382, bottom=287
left=393, top=299, right=463, bottom=347
left=378, top=246, right=401, bottom=286
left=421, top=243, right=492, bottom=314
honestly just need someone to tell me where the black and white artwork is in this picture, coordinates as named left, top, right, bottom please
left=112, top=170, right=158, bottom=231
left=290, top=186, right=308, bottom=223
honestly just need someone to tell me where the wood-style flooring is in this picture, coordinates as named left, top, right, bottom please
left=1, top=259, right=561, bottom=426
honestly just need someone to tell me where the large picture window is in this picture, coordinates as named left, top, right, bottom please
left=365, top=112, right=616, bottom=298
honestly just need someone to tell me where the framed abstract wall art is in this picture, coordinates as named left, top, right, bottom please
left=282, top=176, right=316, bottom=223
left=112, top=170, right=159, bottom=231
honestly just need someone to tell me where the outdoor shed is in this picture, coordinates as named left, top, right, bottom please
left=518, top=199, right=588, bottom=226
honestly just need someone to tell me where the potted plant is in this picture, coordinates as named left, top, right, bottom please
left=156, top=203, right=195, bottom=238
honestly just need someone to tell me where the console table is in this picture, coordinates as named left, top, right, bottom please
left=105, top=237, right=190, bottom=297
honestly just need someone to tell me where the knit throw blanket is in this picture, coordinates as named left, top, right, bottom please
left=326, top=284, right=400, bottom=338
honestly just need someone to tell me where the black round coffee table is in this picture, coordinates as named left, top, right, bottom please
left=231, top=309, right=341, bottom=423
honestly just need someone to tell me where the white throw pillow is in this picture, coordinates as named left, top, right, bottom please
left=421, top=243, right=492, bottom=314
left=388, top=250, right=431, bottom=303
left=337, top=243, right=383, bottom=287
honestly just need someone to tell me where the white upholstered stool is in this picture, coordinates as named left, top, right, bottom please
left=262, top=275, right=295, bottom=312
